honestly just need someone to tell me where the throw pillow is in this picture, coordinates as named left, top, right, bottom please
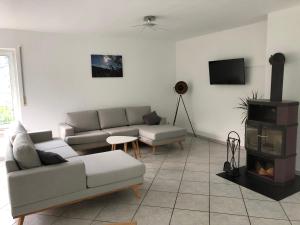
left=143, top=111, right=161, bottom=125
left=13, top=133, right=42, bottom=169
left=36, top=150, right=68, bottom=165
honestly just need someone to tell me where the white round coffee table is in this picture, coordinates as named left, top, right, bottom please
left=106, top=136, right=141, bottom=158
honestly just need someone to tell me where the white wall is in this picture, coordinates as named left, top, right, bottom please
left=266, top=6, right=300, bottom=171
left=0, top=30, right=176, bottom=135
left=176, top=21, right=267, bottom=144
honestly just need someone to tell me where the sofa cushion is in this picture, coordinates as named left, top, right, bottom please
left=126, top=106, right=151, bottom=125
left=103, top=126, right=139, bottom=137
left=66, top=110, right=100, bottom=132
left=69, top=150, right=145, bottom=188
left=139, top=125, right=186, bottom=141
left=34, top=139, right=68, bottom=150
left=37, top=150, right=68, bottom=165
left=13, top=133, right=42, bottom=169
left=8, top=121, right=27, bottom=144
left=34, top=139, right=77, bottom=158
left=65, top=130, right=109, bottom=145
left=98, top=108, right=128, bottom=129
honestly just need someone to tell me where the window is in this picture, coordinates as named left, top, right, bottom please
left=0, top=49, right=22, bottom=128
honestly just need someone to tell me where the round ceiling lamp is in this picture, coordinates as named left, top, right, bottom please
left=174, top=81, right=188, bottom=95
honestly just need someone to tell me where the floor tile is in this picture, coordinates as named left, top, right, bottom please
left=156, top=169, right=183, bottom=180
left=143, top=168, right=158, bottom=179
left=187, top=156, right=209, bottom=164
left=61, top=198, right=106, bottom=219
left=210, top=213, right=250, bottom=225
left=96, top=203, right=138, bottom=222
left=175, top=193, right=209, bottom=211
left=210, top=183, right=242, bottom=198
left=150, top=178, right=180, bottom=192
left=281, top=192, right=300, bottom=204
left=141, top=177, right=152, bottom=190
left=161, top=162, right=185, bottom=170
left=38, top=206, right=68, bottom=216
left=250, top=217, right=291, bottom=225
left=241, top=187, right=275, bottom=201
left=185, top=162, right=209, bottom=172
left=134, top=205, right=172, bottom=225
left=91, top=221, right=112, bottom=225
left=182, top=171, right=209, bottom=182
left=281, top=202, right=300, bottom=221
left=23, top=214, right=59, bottom=225
left=52, top=218, right=92, bottom=225
left=210, top=173, right=234, bottom=184
left=245, top=199, right=287, bottom=219
left=179, top=181, right=209, bottom=195
left=170, top=209, right=209, bottom=225
left=144, top=162, right=161, bottom=169
left=210, top=196, right=247, bottom=215
left=291, top=221, right=300, bottom=225
left=142, top=190, right=177, bottom=208
left=108, top=189, right=146, bottom=205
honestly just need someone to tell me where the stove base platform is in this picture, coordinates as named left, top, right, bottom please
left=217, top=166, right=300, bottom=201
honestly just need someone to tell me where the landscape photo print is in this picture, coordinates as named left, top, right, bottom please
left=91, top=54, right=123, bottom=77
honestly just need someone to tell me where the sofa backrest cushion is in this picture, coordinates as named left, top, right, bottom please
left=98, top=108, right=128, bottom=129
left=8, top=121, right=27, bottom=144
left=126, top=106, right=151, bottom=125
left=12, top=133, right=42, bottom=169
left=66, top=110, right=100, bottom=132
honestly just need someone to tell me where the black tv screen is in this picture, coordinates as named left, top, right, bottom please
left=209, top=58, right=245, bottom=84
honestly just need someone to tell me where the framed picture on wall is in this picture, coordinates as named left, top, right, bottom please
left=91, top=54, right=123, bottom=77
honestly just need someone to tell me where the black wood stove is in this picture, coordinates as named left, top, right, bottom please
left=245, top=100, right=298, bottom=184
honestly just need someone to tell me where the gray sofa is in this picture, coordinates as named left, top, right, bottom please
left=60, top=106, right=186, bottom=153
left=5, top=123, right=145, bottom=225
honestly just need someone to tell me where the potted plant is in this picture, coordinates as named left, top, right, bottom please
left=236, top=91, right=262, bottom=124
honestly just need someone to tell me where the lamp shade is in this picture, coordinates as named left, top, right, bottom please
left=174, top=81, right=188, bottom=95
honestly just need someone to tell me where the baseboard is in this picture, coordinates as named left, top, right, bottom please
left=187, top=132, right=245, bottom=149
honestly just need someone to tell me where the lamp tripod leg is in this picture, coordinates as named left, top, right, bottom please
left=180, top=95, right=197, bottom=137
left=173, top=95, right=181, bottom=125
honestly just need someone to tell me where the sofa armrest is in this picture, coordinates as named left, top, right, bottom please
left=59, top=123, right=74, bottom=139
left=160, top=117, right=168, bottom=125
left=28, top=130, right=53, bottom=143
left=7, top=160, right=86, bottom=208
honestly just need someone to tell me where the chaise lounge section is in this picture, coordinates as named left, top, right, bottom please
left=60, top=106, right=186, bottom=153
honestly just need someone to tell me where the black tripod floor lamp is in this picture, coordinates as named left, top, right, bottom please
left=173, top=81, right=197, bottom=137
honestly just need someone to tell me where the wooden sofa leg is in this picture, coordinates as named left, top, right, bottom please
left=152, top=146, right=156, bottom=154
left=18, top=216, right=25, bottom=225
left=178, top=141, right=184, bottom=150
left=131, top=185, right=141, bottom=199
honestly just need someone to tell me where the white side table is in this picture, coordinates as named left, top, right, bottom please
left=106, top=136, right=141, bottom=158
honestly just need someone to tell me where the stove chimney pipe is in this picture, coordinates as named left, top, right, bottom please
left=269, top=53, right=285, bottom=102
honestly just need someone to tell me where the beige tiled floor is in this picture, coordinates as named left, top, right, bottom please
left=1, top=136, right=300, bottom=225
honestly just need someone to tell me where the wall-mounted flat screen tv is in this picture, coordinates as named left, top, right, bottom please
left=209, top=58, right=245, bottom=84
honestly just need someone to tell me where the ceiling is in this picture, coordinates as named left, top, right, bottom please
left=0, top=0, right=299, bottom=40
